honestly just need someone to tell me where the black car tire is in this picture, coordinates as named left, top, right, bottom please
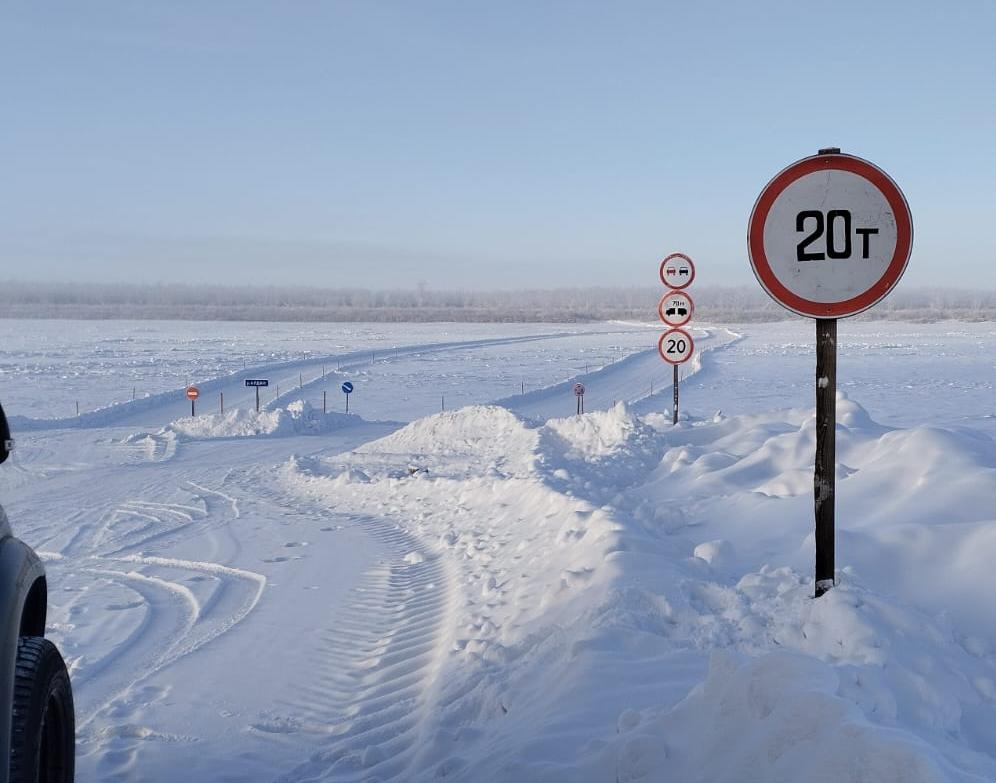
left=9, top=637, right=75, bottom=783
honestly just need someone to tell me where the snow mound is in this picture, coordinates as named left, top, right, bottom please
left=166, top=400, right=363, bottom=440
left=537, top=402, right=663, bottom=497
left=365, top=405, right=539, bottom=477
left=583, top=651, right=962, bottom=783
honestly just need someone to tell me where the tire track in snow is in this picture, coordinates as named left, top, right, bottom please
left=76, top=556, right=266, bottom=732
left=273, top=517, right=453, bottom=783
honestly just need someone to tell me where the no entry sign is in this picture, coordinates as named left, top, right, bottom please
left=748, top=152, right=912, bottom=318
left=185, top=386, right=200, bottom=400
left=657, top=328, right=694, bottom=365
left=658, top=290, right=694, bottom=328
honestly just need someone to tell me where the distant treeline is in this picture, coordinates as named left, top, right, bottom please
left=1, top=281, right=995, bottom=322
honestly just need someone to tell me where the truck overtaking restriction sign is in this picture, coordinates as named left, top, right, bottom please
left=748, top=152, right=912, bottom=319
left=658, top=290, right=694, bottom=328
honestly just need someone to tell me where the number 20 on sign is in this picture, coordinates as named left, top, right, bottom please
left=657, top=328, right=694, bottom=365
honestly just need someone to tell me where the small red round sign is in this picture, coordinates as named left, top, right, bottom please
left=657, top=328, right=694, bottom=365
left=748, top=152, right=912, bottom=319
left=659, top=253, right=695, bottom=290
left=658, top=290, right=694, bottom=328
left=186, top=386, right=200, bottom=400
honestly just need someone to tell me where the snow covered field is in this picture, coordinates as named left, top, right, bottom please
left=2, top=318, right=996, bottom=782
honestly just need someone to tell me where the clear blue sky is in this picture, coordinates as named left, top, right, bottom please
left=1, top=1, right=993, bottom=290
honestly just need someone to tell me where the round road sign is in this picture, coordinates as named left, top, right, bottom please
left=748, top=151, right=912, bottom=319
left=574, top=383, right=585, bottom=397
left=185, top=386, right=199, bottom=400
left=341, top=381, right=354, bottom=394
left=659, top=253, right=695, bottom=290
left=657, top=328, right=694, bottom=365
left=658, top=290, right=694, bottom=327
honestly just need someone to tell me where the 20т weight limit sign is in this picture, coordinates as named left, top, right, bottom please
left=748, top=149, right=912, bottom=600
left=748, top=152, right=912, bottom=318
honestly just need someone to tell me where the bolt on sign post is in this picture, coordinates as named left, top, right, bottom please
left=748, top=148, right=913, bottom=598
left=658, top=253, right=697, bottom=425
left=245, top=379, right=269, bottom=413
left=341, top=381, right=354, bottom=413
left=186, top=385, right=200, bottom=417
left=574, top=383, right=585, bottom=415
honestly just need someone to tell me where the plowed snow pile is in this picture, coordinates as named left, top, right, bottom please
left=284, top=398, right=996, bottom=782
left=166, top=400, right=367, bottom=439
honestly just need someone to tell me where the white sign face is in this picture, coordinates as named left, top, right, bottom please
left=658, top=290, right=694, bottom=327
left=657, top=328, right=694, bottom=365
left=748, top=153, right=912, bottom=319
left=659, top=253, right=695, bottom=290
left=574, top=383, right=585, bottom=397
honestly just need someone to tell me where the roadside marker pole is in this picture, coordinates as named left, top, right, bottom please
left=220, top=392, right=224, bottom=414
left=323, top=391, right=327, bottom=414
left=441, top=395, right=445, bottom=412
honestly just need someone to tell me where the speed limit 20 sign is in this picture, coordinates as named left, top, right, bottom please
left=748, top=151, right=912, bottom=318
left=658, top=328, right=694, bottom=365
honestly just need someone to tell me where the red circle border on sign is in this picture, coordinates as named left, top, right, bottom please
left=659, top=253, right=696, bottom=290
left=747, top=153, right=913, bottom=319
left=657, top=290, right=694, bottom=327
left=657, top=328, right=695, bottom=365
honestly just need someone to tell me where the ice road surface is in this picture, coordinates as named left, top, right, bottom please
left=1, top=319, right=996, bottom=782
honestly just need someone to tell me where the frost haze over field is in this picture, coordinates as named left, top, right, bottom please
left=1, top=319, right=996, bottom=782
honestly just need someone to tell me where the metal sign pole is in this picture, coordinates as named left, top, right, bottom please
left=672, top=365, right=679, bottom=425
left=255, top=387, right=260, bottom=413
left=815, top=318, right=837, bottom=597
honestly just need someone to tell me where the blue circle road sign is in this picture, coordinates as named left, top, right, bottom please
left=341, top=382, right=354, bottom=394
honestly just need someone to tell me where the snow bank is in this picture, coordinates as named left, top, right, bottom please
left=166, top=400, right=366, bottom=440
left=582, top=651, right=963, bottom=783
left=279, top=396, right=996, bottom=781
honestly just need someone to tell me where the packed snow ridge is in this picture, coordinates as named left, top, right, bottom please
left=276, top=396, right=996, bottom=782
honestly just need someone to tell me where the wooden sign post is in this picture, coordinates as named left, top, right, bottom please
left=748, top=148, right=913, bottom=597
